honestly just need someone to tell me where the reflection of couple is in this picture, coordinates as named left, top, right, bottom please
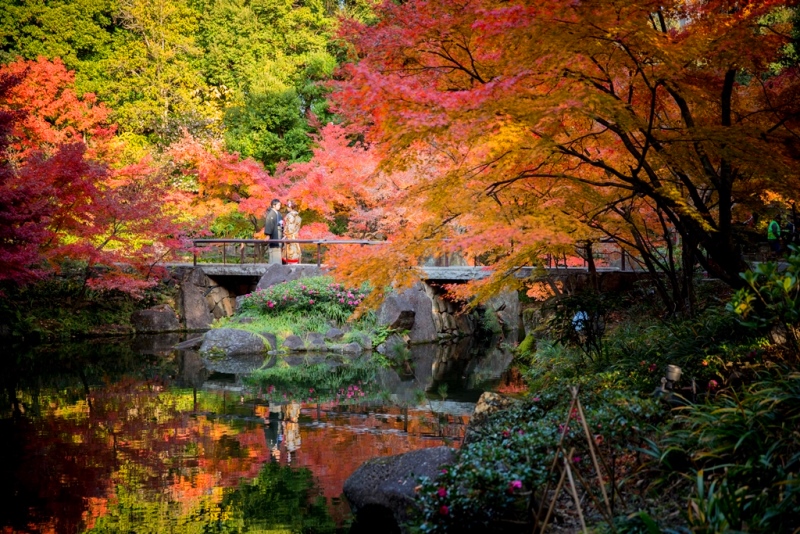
left=264, top=402, right=302, bottom=463
left=264, top=199, right=302, bottom=265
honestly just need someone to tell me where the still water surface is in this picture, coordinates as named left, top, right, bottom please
left=1, top=335, right=517, bottom=533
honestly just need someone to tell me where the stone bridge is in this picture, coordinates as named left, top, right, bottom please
left=164, top=261, right=641, bottom=344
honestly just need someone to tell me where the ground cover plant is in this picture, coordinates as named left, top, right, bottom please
left=645, top=370, right=800, bottom=534
left=412, top=252, right=800, bottom=533
left=415, top=373, right=663, bottom=533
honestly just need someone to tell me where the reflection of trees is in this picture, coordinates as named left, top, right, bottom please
left=220, top=462, right=340, bottom=534
left=1, top=339, right=274, bottom=534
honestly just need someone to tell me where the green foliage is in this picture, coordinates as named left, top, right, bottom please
left=246, top=358, right=382, bottom=403
left=0, top=0, right=347, bottom=151
left=0, top=0, right=117, bottom=72
left=195, top=0, right=339, bottom=168
left=97, top=0, right=219, bottom=144
left=728, top=246, right=800, bottom=351
left=0, top=272, right=176, bottom=340
left=219, top=462, right=341, bottom=533
left=237, top=276, right=370, bottom=325
left=414, top=374, right=663, bottom=533
left=516, top=333, right=535, bottom=356
left=479, top=307, right=503, bottom=336
left=651, top=371, right=800, bottom=533
left=543, top=291, right=614, bottom=364
left=216, top=311, right=329, bottom=340
left=601, top=306, right=753, bottom=393
left=209, top=210, right=256, bottom=238
left=519, top=339, right=586, bottom=392
left=224, top=89, right=313, bottom=171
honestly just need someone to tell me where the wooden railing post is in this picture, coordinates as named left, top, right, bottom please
left=317, top=242, right=321, bottom=267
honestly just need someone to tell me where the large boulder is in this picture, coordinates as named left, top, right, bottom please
left=179, top=268, right=214, bottom=331
left=402, top=284, right=438, bottom=344
left=377, top=294, right=416, bottom=330
left=131, top=305, right=181, bottom=333
left=329, top=342, right=363, bottom=355
left=258, top=332, right=279, bottom=352
left=344, top=447, right=456, bottom=531
left=256, top=263, right=324, bottom=290
left=199, top=328, right=268, bottom=357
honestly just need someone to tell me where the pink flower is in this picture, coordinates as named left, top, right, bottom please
left=573, top=456, right=582, bottom=463
left=309, top=299, right=315, bottom=304
left=437, top=487, right=447, bottom=498
left=339, top=298, right=345, bottom=303
left=441, top=469, right=448, bottom=475
left=439, top=505, right=449, bottom=516
left=309, top=388, right=314, bottom=393
left=502, top=430, right=511, bottom=438
left=509, top=480, right=523, bottom=490
left=649, top=363, right=658, bottom=373
left=709, top=379, right=719, bottom=390
left=532, top=396, right=540, bottom=402
left=268, top=301, right=274, bottom=308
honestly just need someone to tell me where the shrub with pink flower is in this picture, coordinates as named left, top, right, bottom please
left=237, top=276, right=370, bottom=323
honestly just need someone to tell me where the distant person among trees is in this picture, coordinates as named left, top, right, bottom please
left=264, top=199, right=284, bottom=264
left=767, top=217, right=782, bottom=257
left=282, top=200, right=302, bottom=264
left=786, top=218, right=798, bottom=248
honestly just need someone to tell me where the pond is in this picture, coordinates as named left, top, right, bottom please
left=0, top=335, right=519, bottom=533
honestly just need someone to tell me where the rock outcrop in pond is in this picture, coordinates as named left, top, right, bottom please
left=199, top=328, right=269, bottom=356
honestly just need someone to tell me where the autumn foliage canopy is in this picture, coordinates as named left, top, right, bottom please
left=0, top=59, right=194, bottom=292
left=325, top=0, right=800, bottom=309
left=3, top=1, right=800, bottom=307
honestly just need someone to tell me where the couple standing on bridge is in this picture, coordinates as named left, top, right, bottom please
left=264, top=198, right=302, bottom=265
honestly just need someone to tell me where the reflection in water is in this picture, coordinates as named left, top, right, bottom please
left=0, top=335, right=516, bottom=533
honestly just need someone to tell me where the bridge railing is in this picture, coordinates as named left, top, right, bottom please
left=190, top=238, right=385, bottom=267
left=190, top=238, right=645, bottom=272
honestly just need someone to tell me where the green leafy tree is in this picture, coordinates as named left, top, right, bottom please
left=0, top=0, right=117, bottom=72
left=96, top=0, right=220, bottom=145
left=195, top=0, right=338, bottom=169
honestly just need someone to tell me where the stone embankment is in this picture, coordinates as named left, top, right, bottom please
left=136, top=264, right=522, bottom=355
